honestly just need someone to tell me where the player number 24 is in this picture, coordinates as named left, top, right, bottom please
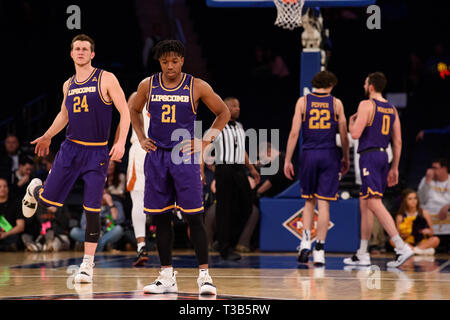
left=309, top=109, right=331, bottom=129
left=161, top=104, right=176, bottom=123
left=73, top=95, right=89, bottom=113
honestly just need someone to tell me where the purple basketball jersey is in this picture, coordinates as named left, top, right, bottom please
left=302, top=93, right=338, bottom=150
left=146, top=73, right=196, bottom=149
left=358, top=99, right=396, bottom=152
left=65, top=68, right=112, bottom=144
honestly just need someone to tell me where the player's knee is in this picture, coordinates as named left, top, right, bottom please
left=84, top=211, right=100, bottom=243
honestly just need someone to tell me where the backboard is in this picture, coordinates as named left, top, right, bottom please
left=206, top=0, right=376, bottom=8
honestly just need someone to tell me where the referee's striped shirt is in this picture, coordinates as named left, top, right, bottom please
left=214, top=121, right=246, bottom=164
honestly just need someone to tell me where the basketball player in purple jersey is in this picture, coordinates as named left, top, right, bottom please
left=285, top=71, right=350, bottom=265
left=130, top=40, right=230, bottom=295
left=344, top=72, right=413, bottom=268
left=21, top=34, right=130, bottom=283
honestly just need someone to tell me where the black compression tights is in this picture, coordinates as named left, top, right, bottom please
left=153, top=213, right=209, bottom=266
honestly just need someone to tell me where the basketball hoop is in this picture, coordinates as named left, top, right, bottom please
left=274, top=0, right=306, bottom=30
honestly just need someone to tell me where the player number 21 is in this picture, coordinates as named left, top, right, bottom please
left=161, top=104, right=176, bottom=123
left=73, top=95, right=89, bottom=113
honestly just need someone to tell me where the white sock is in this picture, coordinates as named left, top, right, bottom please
left=391, top=235, right=405, bottom=250
left=199, top=269, right=209, bottom=277
left=161, top=267, right=173, bottom=275
left=83, top=254, right=95, bottom=266
left=303, top=229, right=311, bottom=242
left=358, top=240, right=369, bottom=254
left=137, top=241, right=145, bottom=252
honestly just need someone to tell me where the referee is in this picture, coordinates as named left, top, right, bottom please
left=208, top=97, right=260, bottom=260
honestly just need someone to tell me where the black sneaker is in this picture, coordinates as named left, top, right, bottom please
left=133, top=246, right=149, bottom=267
left=298, top=249, right=310, bottom=263
left=221, top=251, right=241, bottom=261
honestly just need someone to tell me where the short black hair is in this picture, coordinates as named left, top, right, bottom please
left=367, top=72, right=387, bottom=93
left=19, top=155, right=33, bottom=166
left=432, top=158, right=448, bottom=169
left=311, top=71, right=338, bottom=89
left=153, top=40, right=185, bottom=60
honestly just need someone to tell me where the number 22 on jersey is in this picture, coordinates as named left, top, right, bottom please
left=309, top=109, right=331, bottom=129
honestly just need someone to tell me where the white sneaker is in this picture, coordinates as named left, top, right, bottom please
left=387, top=245, right=414, bottom=268
left=74, top=262, right=94, bottom=284
left=144, top=269, right=178, bottom=294
left=343, top=252, right=371, bottom=266
left=414, top=247, right=435, bottom=256
left=313, top=249, right=325, bottom=266
left=22, top=178, right=42, bottom=218
left=197, top=272, right=217, bottom=295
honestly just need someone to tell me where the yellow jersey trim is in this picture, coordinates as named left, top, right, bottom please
left=302, top=95, right=307, bottom=122
left=98, top=70, right=113, bottom=105
left=177, top=205, right=204, bottom=213
left=83, top=205, right=101, bottom=212
left=73, top=68, right=97, bottom=85
left=144, top=205, right=175, bottom=213
left=146, top=75, right=154, bottom=112
left=314, top=193, right=339, bottom=201
left=360, top=187, right=383, bottom=199
left=367, top=99, right=376, bottom=127
left=301, top=194, right=314, bottom=199
left=310, top=93, right=330, bottom=98
left=190, top=76, right=196, bottom=115
left=69, top=139, right=108, bottom=146
left=39, top=189, right=63, bottom=207
left=333, top=97, right=338, bottom=122
left=160, top=73, right=186, bottom=92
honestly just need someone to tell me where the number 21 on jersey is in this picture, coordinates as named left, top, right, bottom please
left=162, top=104, right=176, bottom=123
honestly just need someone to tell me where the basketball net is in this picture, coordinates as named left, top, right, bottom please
left=273, top=0, right=306, bottom=30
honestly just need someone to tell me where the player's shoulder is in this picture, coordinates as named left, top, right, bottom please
left=358, top=99, right=374, bottom=109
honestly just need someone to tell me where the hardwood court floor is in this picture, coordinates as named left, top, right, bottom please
left=0, top=250, right=449, bottom=300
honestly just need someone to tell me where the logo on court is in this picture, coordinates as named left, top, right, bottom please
left=282, top=207, right=334, bottom=241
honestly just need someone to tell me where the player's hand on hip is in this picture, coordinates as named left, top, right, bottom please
left=180, top=138, right=204, bottom=156
left=109, top=143, right=125, bottom=162
left=387, top=168, right=398, bottom=187
left=284, top=161, right=295, bottom=180
left=30, top=135, right=51, bottom=157
left=140, top=138, right=157, bottom=153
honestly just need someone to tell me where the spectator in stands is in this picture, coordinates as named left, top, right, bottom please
left=69, top=189, right=125, bottom=252
left=255, top=142, right=292, bottom=198
left=417, top=158, right=450, bottom=236
left=22, top=205, right=71, bottom=252
left=0, top=178, right=24, bottom=251
left=392, top=189, right=440, bottom=255
left=106, top=159, right=126, bottom=201
left=415, top=125, right=450, bottom=142
left=10, top=155, right=34, bottom=199
left=34, top=152, right=55, bottom=181
left=0, top=134, right=22, bottom=182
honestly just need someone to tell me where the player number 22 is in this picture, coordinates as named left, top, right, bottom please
left=161, top=104, right=176, bottom=123
left=309, top=109, right=331, bottom=129
left=73, top=95, right=89, bottom=113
